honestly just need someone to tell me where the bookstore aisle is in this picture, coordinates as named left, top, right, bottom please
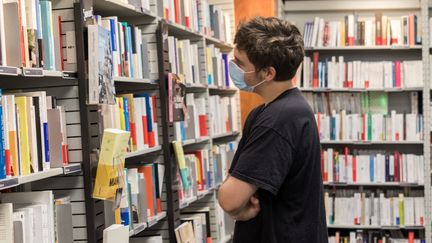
left=284, top=0, right=432, bottom=242
left=0, top=0, right=239, bottom=242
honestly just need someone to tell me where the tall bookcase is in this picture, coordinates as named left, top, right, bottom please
left=72, top=0, right=240, bottom=242
left=283, top=0, right=431, bottom=242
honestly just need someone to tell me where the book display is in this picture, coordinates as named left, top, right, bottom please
left=285, top=0, right=431, bottom=242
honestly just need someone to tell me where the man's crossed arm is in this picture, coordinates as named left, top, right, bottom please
left=217, top=175, right=260, bottom=221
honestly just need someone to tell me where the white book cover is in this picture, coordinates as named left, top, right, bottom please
left=103, top=224, right=129, bottom=243
left=12, top=211, right=26, bottom=243
left=316, top=18, right=325, bottom=47
left=311, top=17, right=320, bottom=47
left=414, top=197, right=424, bottom=226
left=1, top=191, right=54, bottom=243
left=0, top=203, right=13, bottom=243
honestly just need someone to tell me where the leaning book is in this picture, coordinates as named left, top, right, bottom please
left=93, top=129, right=130, bottom=201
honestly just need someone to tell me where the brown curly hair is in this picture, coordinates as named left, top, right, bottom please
left=234, top=17, right=305, bottom=81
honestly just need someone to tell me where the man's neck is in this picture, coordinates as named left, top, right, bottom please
left=256, top=80, right=295, bottom=105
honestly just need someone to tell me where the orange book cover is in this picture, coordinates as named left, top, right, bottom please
left=409, top=15, right=415, bottom=45
left=139, top=166, right=155, bottom=217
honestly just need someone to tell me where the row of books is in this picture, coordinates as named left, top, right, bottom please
left=116, top=0, right=151, bottom=12
left=174, top=94, right=208, bottom=142
left=173, top=144, right=211, bottom=204
left=168, top=37, right=231, bottom=88
left=209, top=95, right=239, bottom=137
left=168, top=36, right=202, bottom=86
left=325, top=192, right=425, bottom=227
left=162, top=0, right=232, bottom=42
left=100, top=93, right=160, bottom=152
left=303, top=14, right=421, bottom=48
left=0, top=191, right=73, bottom=243
left=206, top=44, right=230, bottom=88
left=302, top=53, right=423, bottom=89
left=104, top=225, right=163, bottom=243
left=0, top=91, right=69, bottom=179
left=303, top=92, right=420, bottom=117
left=172, top=141, right=237, bottom=206
left=113, top=164, right=165, bottom=230
left=315, top=111, right=423, bottom=142
left=0, top=0, right=77, bottom=71
left=213, top=142, right=236, bottom=186
left=329, top=231, right=423, bottom=243
left=321, top=149, right=424, bottom=184
left=177, top=210, right=211, bottom=243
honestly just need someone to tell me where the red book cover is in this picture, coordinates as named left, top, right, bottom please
left=409, top=14, right=415, bottom=46
left=58, top=16, right=64, bottom=71
left=352, top=155, right=357, bottom=182
left=375, top=13, right=383, bottom=45
left=139, top=166, right=155, bottom=217
left=408, top=232, right=414, bottom=243
left=130, top=123, right=137, bottom=148
left=321, top=150, right=327, bottom=181
left=312, top=52, right=319, bottom=88
left=142, top=115, right=149, bottom=145
left=148, top=132, right=155, bottom=147
left=193, top=152, right=204, bottom=190
left=185, top=16, right=190, bottom=28
left=394, top=152, right=400, bottom=182
left=62, top=144, right=69, bottom=165
left=174, top=0, right=180, bottom=24
left=317, top=112, right=321, bottom=137
left=199, top=115, right=208, bottom=136
left=395, top=61, right=401, bottom=88
left=361, top=114, right=366, bottom=141
left=5, top=150, right=11, bottom=176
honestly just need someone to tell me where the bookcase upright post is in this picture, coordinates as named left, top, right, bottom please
left=421, top=0, right=431, bottom=242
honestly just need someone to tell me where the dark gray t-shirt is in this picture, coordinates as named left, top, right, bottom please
left=229, top=88, right=328, bottom=243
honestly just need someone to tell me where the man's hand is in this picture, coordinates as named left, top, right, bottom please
left=232, top=194, right=261, bottom=221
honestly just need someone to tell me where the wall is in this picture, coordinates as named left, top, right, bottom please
left=234, top=0, right=278, bottom=125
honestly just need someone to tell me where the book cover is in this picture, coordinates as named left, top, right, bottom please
left=88, top=24, right=116, bottom=105
left=92, top=129, right=130, bottom=201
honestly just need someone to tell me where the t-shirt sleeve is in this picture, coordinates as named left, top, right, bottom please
left=229, top=126, right=293, bottom=195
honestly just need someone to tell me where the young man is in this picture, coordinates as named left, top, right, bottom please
left=217, top=17, right=328, bottom=243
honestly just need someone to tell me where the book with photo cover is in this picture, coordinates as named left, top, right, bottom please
left=88, top=24, right=116, bottom=105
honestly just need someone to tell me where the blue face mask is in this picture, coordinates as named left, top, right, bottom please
left=229, top=60, right=267, bottom=92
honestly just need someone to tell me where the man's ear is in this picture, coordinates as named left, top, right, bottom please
left=263, top=66, right=277, bottom=81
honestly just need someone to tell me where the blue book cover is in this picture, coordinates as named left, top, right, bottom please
left=121, top=168, right=130, bottom=226
left=222, top=54, right=229, bottom=87
left=0, top=89, right=5, bottom=179
left=134, top=93, right=153, bottom=132
left=127, top=26, right=134, bottom=77
left=109, top=19, right=117, bottom=51
left=43, top=122, right=49, bottom=162
left=123, top=98, right=130, bottom=131
left=40, top=1, right=55, bottom=70
left=330, top=116, right=335, bottom=140
left=369, top=155, right=374, bottom=182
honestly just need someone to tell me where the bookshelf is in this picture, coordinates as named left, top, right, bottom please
left=284, top=0, right=431, bottom=242
left=69, top=0, right=240, bottom=242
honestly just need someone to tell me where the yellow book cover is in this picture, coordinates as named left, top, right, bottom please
left=195, top=156, right=202, bottom=189
left=92, top=128, right=130, bottom=201
left=340, top=21, right=346, bottom=47
left=15, top=97, right=30, bottom=175
left=206, top=47, right=213, bottom=84
left=117, top=97, right=126, bottom=131
left=172, top=141, right=186, bottom=169
left=6, top=96, right=19, bottom=176
left=120, top=94, right=135, bottom=151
